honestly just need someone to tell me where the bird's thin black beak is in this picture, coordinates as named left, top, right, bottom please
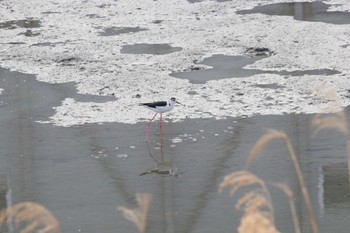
left=176, top=101, right=183, bottom=106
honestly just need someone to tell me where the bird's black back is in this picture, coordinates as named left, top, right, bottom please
left=140, top=101, right=167, bottom=108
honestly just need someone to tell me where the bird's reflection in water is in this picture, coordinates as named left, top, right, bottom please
left=139, top=138, right=180, bottom=177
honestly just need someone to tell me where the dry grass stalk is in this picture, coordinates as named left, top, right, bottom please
left=0, top=202, right=60, bottom=233
left=239, top=194, right=270, bottom=214
left=312, top=112, right=348, bottom=137
left=219, top=170, right=279, bottom=233
left=245, top=130, right=318, bottom=233
left=118, top=193, right=152, bottom=233
left=273, top=183, right=301, bottom=233
left=219, top=170, right=265, bottom=194
left=245, top=129, right=287, bottom=168
left=219, top=170, right=274, bottom=216
left=235, top=191, right=259, bottom=210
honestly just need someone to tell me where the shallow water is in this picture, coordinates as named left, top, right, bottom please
left=0, top=19, right=42, bottom=38
left=0, top=68, right=349, bottom=232
left=0, top=19, right=41, bottom=29
left=171, top=54, right=340, bottom=84
left=98, top=27, right=148, bottom=36
left=121, top=43, right=183, bottom=55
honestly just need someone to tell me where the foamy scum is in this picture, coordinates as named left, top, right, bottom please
left=0, top=0, right=349, bottom=126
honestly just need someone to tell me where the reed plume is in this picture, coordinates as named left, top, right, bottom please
left=219, top=170, right=279, bottom=233
left=245, top=129, right=287, bottom=167
left=245, top=129, right=318, bottom=233
left=118, top=193, right=152, bottom=233
left=312, top=111, right=348, bottom=137
left=0, top=202, right=60, bottom=233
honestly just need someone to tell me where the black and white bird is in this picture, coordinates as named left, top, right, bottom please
left=139, top=97, right=181, bottom=141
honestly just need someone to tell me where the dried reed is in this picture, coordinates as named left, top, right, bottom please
left=118, top=193, right=152, bottom=233
left=238, top=211, right=280, bottom=233
left=273, top=183, right=301, bottom=233
left=245, top=129, right=287, bottom=167
left=245, top=129, right=318, bottom=233
left=219, top=170, right=279, bottom=233
left=312, top=111, right=348, bottom=137
left=314, top=84, right=341, bottom=105
left=0, top=202, right=60, bottom=233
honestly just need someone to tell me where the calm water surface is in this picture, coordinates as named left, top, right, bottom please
left=0, top=68, right=349, bottom=233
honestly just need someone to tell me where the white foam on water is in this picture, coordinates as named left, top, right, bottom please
left=0, top=0, right=349, bottom=126
left=117, top=153, right=128, bottom=159
left=172, top=137, right=183, bottom=143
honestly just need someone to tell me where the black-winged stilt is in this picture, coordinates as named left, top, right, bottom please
left=139, top=97, right=181, bottom=141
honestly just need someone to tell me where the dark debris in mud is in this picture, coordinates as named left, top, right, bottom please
left=55, top=57, right=82, bottom=66
left=245, top=47, right=274, bottom=57
left=19, top=29, right=40, bottom=37
left=5, top=42, right=26, bottom=45
left=86, top=14, right=104, bottom=19
left=253, top=83, right=285, bottom=89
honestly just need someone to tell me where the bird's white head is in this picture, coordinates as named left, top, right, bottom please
left=169, top=97, right=182, bottom=106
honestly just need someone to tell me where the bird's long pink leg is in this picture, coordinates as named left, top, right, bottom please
left=159, top=113, right=163, bottom=137
left=146, top=113, right=158, bottom=142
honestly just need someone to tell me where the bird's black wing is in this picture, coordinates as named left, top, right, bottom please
left=140, top=101, right=167, bottom=108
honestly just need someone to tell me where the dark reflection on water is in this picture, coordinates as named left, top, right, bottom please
left=237, top=1, right=350, bottom=25
left=321, top=163, right=350, bottom=209
left=0, top=67, right=350, bottom=233
left=0, top=178, right=8, bottom=211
